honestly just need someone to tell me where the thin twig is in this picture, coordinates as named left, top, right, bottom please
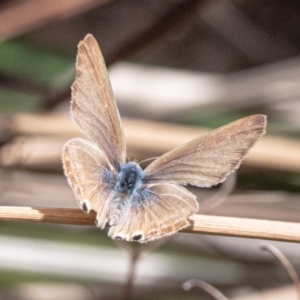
left=113, top=240, right=140, bottom=300
left=115, top=237, right=171, bottom=300
left=123, top=248, right=139, bottom=300
left=261, top=244, right=300, bottom=300
left=183, top=279, right=229, bottom=300
left=0, top=206, right=300, bottom=243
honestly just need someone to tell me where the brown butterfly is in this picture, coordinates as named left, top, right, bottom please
left=62, top=34, right=267, bottom=243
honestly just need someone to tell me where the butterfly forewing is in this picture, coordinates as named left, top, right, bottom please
left=62, top=138, right=117, bottom=228
left=145, top=115, right=266, bottom=187
left=71, top=34, right=126, bottom=170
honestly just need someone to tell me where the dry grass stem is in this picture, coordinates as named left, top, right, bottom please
left=0, top=0, right=109, bottom=41
left=0, top=206, right=300, bottom=243
left=5, top=113, right=300, bottom=173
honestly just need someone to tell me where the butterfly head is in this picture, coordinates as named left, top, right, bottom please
left=116, top=162, right=145, bottom=195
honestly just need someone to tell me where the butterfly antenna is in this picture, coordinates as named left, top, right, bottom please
left=138, top=157, right=158, bottom=165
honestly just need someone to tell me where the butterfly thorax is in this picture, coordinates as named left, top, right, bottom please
left=116, top=162, right=145, bottom=195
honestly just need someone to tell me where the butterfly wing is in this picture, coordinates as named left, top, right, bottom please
left=107, top=183, right=198, bottom=242
left=62, top=138, right=117, bottom=229
left=145, top=115, right=267, bottom=187
left=71, top=34, right=126, bottom=171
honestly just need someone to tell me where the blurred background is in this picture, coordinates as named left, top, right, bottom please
left=0, top=0, right=300, bottom=299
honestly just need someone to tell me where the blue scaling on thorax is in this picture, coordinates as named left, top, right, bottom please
left=102, top=168, right=117, bottom=190
left=116, top=162, right=146, bottom=196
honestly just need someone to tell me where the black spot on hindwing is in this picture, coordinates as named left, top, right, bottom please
left=82, top=202, right=88, bottom=213
left=132, top=234, right=142, bottom=241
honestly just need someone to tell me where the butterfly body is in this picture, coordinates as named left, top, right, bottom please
left=62, top=34, right=267, bottom=243
left=116, top=162, right=145, bottom=195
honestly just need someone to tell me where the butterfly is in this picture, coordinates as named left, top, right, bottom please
left=62, top=34, right=267, bottom=243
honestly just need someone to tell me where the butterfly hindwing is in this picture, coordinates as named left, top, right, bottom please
left=107, top=183, right=198, bottom=242
left=62, top=138, right=117, bottom=228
